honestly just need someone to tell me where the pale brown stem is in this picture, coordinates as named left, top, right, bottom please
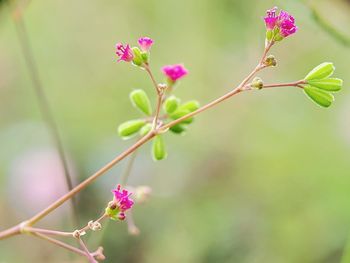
left=120, top=150, right=138, bottom=186
left=10, top=1, right=79, bottom=227
left=153, top=92, right=164, bottom=129
left=78, top=214, right=107, bottom=234
left=126, top=210, right=140, bottom=235
left=0, top=225, right=21, bottom=240
left=77, top=237, right=98, bottom=263
left=31, top=232, right=103, bottom=260
left=144, top=64, right=160, bottom=94
left=0, top=41, right=274, bottom=241
left=24, top=227, right=72, bottom=237
left=262, top=80, right=306, bottom=89
left=25, top=131, right=155, bottom=226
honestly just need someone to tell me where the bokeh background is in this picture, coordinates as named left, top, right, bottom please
left=1, top=0, right=350, bottom=262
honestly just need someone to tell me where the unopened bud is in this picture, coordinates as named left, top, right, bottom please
left=251, top=77, right=264, bottom=90
left=118, top=212, right=126, bottom=221
left=264, top=55, right=277, bottom=67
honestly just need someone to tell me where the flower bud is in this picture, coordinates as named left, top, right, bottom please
left=130, top=89, right=152, bottom=115
left=170, top=109, right=193, bottom=124
left=177, top=100, right=200, bottom=112
left=118, top=212, right=126, bottom=221
left=251, top=77, right=264, bottom=90
left=118, top=119, right=146, bottom=139
left=170, top=124, right=186, bottom=134
left=140, top=123, right=152, bottom=136
left=264, top=55, right=277, bottom=67
left=152, top=135, right=167, bottom=161
left=164, top=95, right=180, bottom=114
left=131, top=47, right=144, bottom=66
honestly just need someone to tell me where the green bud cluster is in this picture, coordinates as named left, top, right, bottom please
left=131, top=47, right=150, bottom=67
left=117, top=88, right=200, bottom=161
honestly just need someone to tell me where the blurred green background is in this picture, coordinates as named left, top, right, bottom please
left=1, top=0, right=350, bottom=262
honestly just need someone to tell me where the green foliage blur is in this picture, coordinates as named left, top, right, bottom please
left=0, top=0, right=350, bottom=262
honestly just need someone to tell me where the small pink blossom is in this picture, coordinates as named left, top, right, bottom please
left=138, top=37, right=154, bottom=52
left=115, top=43, right=134, bottom=62
left=264, top=7, right=278, bottom=30
left=112, top=184, right=134, bottom=216
left=264, top=7, right=297, bottom=38
left=278, top=10, right=297, bottom=37
left=162, top=64, right=188, bottom=82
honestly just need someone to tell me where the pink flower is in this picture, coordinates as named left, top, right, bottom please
left=138, top=37, right=154, bottom=52
left=278, top=10, right=297, bottom=37
left=115, top=43, right=134, bottom=62
left=112, top=185, right=134, bottom=215
left=162, top=64, right=188, bottom=82
left=264, top=7, right=278, bottom=30
left=263, top=7, right=297, bottom=39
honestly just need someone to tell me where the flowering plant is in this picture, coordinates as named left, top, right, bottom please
left=0, top=6, right=343, bottom=262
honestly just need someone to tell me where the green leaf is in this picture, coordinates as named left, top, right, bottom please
left=170, top=109, right=193, bottom=124
left=305, top=62, right=335, bottom=81
left=163, top=96, right=180, bottom=114
left=130, top=89, right=152, bottom=115
left=152, top=135, right=167, bottom=161
left=307, top=78, right=343, bottom=92
left=303, top=85, right=334, bottom=108
left=170, top=124, right=186, bottom=134
left=178, top=100, right=200, bottom=112
left=118, top=119, right=146, bottom=138
left=139, top=123, right=152, bottom=136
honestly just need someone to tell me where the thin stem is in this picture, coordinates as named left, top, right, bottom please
left=10, top=2, right=79, bottom=226
left=262, top=80, right=305, bottom=89
left=25, top=131, right=155, bottom=226
left=120, top=150, right=138, bottom=186
left=24, top=227, right=72, bottom=237
left=77, top=237, right=98, bottom=263
left=126, top=210, right=140, bottom=235
left=0, top=39, right=275, bottom=241
left=153, top=92, right=164, bottom=129
left=260, top=40, right=274, bottom=65
left=0, top=225, right=21, bottom=240
left=78, top=213, right=107, bottom=234
left=31, top=232, right=101, bottom=259
left=144, top=64, right=159, bottom=94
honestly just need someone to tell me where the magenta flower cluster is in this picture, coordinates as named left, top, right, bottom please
left=112, top=184, right=134, bottom=220
left=162, top=64, right=188, bottom=82
left=264, top=7, right=297, bottom=38
left=115, top=36, right=154, bottom=63
left=115, top=37, right=189, bottom=83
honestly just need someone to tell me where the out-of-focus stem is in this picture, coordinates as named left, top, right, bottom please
left=0, top=39, right=275, bottom=241
left=77, top=237, right=98, bottom=263
left=26, top=131, right=155, bottom=226
left=10, top=2, right=79, bottom=226
left=31, top=232, right=103, bottom=260
left=24, top=227, right=72, bottom=237
left=120, top=150, right=138, bottom=186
